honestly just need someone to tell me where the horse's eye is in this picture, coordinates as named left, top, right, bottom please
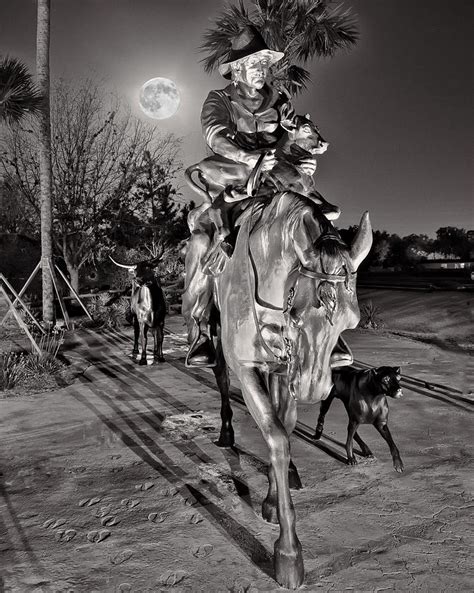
left=302, top=125, right=311, bottom=133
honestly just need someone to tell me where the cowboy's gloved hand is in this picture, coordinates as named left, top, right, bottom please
left=296, top=156, right=317, bottom=176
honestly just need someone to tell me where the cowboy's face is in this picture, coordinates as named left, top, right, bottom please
left=240, top=54, right=270, bottom=89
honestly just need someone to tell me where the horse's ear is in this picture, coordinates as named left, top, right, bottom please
left=304, top=113, right=311, bottom=120
left=350, top=211, right=373, bottom=271
left=280, top=118, right=296, bottom=132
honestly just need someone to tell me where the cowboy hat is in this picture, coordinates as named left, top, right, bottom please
left=218, top=25, right=284, bottom=78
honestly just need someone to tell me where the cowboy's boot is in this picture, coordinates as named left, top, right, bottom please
left=330, top=335, right=353, bottom=368
left=185, top=319, right=217, bottom=368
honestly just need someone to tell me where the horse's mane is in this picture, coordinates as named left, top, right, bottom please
left=259, top=193, right=349, bottom=272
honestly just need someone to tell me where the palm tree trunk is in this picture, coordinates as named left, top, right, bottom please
left=36, top=0, right=54, bottom=327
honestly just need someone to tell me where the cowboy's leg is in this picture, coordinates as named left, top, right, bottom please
left=239, top=366, right=304, bottom=589
left=308, top=190, right=341, bottom=221
left=182, top=229, right=216, bottom=367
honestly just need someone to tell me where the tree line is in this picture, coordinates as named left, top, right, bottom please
left=338, top=226, right=472, bottom=271
left=0, top=78, right=192, bottom=292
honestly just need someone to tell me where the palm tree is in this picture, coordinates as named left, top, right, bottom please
left=0, top=56, right=42, bottom=124
left=36, top=0, right=54, bottom=327
left=200, top=0, right=359, bottom=95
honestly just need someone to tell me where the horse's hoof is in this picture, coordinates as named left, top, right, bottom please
left=262, top=498, right=278, bottom=524
left=215, top=430, right=234, bottom=448
left=288, top=467, right=303, bottom=490
left=274, top=538, right=304, bottom=589
left=138, top=359, right=147, bottom=366
left=347, top=456, right=358, bottom=466
left=155, top=356, right=165, bottom=363
left=313, top=427, right=323, bottom=440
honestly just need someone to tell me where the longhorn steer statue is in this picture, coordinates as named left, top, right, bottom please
left=110, top=256, right=167, bottom=365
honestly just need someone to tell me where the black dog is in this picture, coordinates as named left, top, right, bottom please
left=314, top=366, right=404, bottom=472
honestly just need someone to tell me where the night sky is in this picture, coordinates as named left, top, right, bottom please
left=1, top=0, right=472, bottom=236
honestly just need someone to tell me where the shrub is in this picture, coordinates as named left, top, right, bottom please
left=360, top=300, right=385, bottom=330
left=88, top=293, right=131, bottom=329
left=0, top=352, right=26, bottom=390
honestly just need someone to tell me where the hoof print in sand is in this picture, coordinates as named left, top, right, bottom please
left=229, top=580, right=257, bottom=593
left=148, top=512, right=166, bottom=523
left=121, top=498, right=140, bottom=509
left=158, top=570, right=188, bottom=586
left=87, top=529, right=111, bottom=543
left=135, top=481, right=154, bottom=491
left=111, top=549, right=133, bottom=565
left=111, top=467, right=124, bottom=473
left=101, top=515, right=120, bottom=527
left=183, top=496, right=198, bottom=507
left=55, top=529, right=77, bottom=542
left=160, top=486, right=178, bottom=497
left=87, top=497, right=102, bottom=507
left=189, top=513, right=203, bottom=524
left=94, top=505, right=112, bottom=518
left=42, top=518, right=66, bottom=529
left=192, top=544, right=213, bottom=558
left=116, top=584, right=131, bottom=593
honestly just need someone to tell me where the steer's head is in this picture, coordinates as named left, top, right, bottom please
left=109, top=256, right=160, bottom=287
left=281, top=113, right=329, bottom=156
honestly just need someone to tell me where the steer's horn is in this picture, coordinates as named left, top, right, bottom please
left=350, top=211, right=373, bottom=270
left=109, top=255, right=136, bottom=270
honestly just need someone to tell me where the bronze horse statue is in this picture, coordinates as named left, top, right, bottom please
left=183, top=193, right=372, bottom=588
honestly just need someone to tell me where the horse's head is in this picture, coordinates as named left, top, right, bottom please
left=285, top=211, right=372, bottom=402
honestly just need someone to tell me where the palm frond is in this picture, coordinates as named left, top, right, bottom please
left=292, top=4, right=359, bottom=62
left=273, top=64, right=312, bottom=96
left=199, top=0, right=359, bottom=95
left=199, top=1, right=253, bottom=74
left=0, top=56, right=43, bottom=125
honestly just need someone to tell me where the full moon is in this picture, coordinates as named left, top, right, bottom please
left=139, top=77, right=180, bottom=120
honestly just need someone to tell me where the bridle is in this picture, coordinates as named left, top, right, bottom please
left=244, top=214, right=356, bottom=374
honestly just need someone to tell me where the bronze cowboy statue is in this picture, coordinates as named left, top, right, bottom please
left=182, top=25, right=373, bottom=589
left=184, top=25, right=340, bottom=369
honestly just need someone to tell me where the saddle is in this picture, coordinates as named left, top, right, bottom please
left=202, top=197, right=267, bottom=277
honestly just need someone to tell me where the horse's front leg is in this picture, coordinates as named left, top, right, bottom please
left=263, top=375, right=301, bottom=523
left=212, top=339, right=234, bottom=447
left=240, top=367, right=304, bottom=589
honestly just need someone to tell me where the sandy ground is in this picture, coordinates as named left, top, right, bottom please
left=0, top=313, right=473, bottom=592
